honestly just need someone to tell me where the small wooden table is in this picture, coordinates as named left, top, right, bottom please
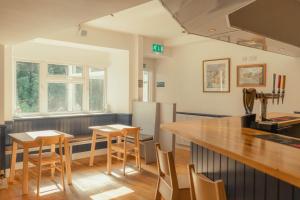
left=8, top=130, right=74, bottom=195
left=89, top=124, right=136, bottom=174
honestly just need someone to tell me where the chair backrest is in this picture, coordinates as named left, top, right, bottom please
left=122, top=127, right=140, bottom=145
left=188, top=164, right=227, bottom=200
left=155, top=143, right=179, bottom=189
left=35, top=135, right=64, bottom=146
left=132, top=101, right=160, bottom=140
left=35, top=135, right=65, bottom=161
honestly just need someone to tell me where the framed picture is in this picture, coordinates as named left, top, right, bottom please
left=237, top=64, right=266, bottom=87
left=203, top=58, right=230, bottom=92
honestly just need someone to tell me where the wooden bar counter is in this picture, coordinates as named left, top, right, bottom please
left=162, top=114, right=300, bottom=200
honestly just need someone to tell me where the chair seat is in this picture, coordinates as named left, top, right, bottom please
left=177, top=174, right=190, bottom=189
left=127, top=134, right=153, bottom=142
left=29, top=152, right=59, bottom=165
left=140, top=134, right=153, bottom=141
left=69, top=134, right=105, bottom=143
left=111, top=142, right=137, bottom=152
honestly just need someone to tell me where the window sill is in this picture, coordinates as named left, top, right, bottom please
left=13, top=112, right=113, bottom=120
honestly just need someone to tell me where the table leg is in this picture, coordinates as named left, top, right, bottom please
left=107, top=136, right=112, bottom=175
left=64, top=140, right=72, bottom=185
left=9, top=142, right=17, bottom=183
left=50, top=144, right=56, bottom=179
left=22, top=146, right=29, bottom=194
left=117, top=136, right=122, bottom=160
left=89, top=132, right=97, bottom=167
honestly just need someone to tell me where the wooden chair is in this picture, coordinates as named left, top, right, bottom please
left=110, top=127, right=141, bottom=175
left=188, top=164, right=227, bottom=200
left=155, top=143, right=190, bottom=200
left=29, top=135, right=65, bottom=199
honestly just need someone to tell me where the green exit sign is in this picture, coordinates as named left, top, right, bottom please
left=152, top=43, right=164, bottom=54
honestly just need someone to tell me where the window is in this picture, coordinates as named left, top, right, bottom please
left=47, top=64, right=84, bottom=113
left=16, top=61, right=40, bottom=114
left=15, top=61, right=105, bottom=116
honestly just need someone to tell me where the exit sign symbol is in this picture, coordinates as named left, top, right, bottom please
left=152, top=43, right=164, bottom=54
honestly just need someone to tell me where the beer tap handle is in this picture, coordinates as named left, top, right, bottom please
left=282, top=75, right=286, bottom=103
left=272, top=73, right=276, bottom=104
left=277, top=75, right=281, bottom=104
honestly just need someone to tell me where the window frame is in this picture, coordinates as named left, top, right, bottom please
left=13, top=58, right=107, bottom=117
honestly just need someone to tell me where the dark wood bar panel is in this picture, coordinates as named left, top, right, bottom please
left=191, top=143, right=300, bottom=200
left=162, top=113, right=300, bottom=200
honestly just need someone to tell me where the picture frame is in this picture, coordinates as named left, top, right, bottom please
left=237, top=64, right=266, bottom=87
left=203, top=58, right=230, bottom=92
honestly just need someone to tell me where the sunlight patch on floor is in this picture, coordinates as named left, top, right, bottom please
left=110, top=171, right=122, bottom=178
left=34, top=184, right=62, bottom=196
left=73, top=173, right=114, bottom=191
left=116, top=166, right=139, bottom=175
left=90, top=186, right=134, bottom=200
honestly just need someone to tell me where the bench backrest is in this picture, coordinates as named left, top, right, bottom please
left=132, top=101, right=160, bottom=141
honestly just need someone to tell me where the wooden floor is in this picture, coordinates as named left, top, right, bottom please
left=0, top=148, right=190, bottom=200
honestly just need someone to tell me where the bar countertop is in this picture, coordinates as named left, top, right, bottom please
left=161, top=113, right=300, bottom=188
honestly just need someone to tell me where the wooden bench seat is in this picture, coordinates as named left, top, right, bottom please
left=68, top=134, right=105, bottom=143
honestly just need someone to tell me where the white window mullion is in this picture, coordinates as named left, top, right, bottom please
left=104, top=68, right=108, bottom=112
left=40, top=62, right=47, bottom=114
left=68, top=83, right=72, bottom=112
left=83, top=66, right=89, bottom=112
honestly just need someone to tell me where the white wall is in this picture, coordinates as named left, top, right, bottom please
left=0, top=45, right=4, bottom=123
left=107, top=51, right=130, bottom=113
left=13, top=42, right=110, bottom=67
left=0, top=45, right=13, bottom=123
left=155, top=40, right=300, bottom=116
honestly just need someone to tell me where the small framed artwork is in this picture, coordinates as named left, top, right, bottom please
left=237, top=64, right=266, bottom=87
left=203, top=58, right=230, bottom=92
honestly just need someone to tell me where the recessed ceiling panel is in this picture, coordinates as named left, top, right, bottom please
left=0, top=0, right=149, bottom=44
left=161, top=0, right=300, bottom=57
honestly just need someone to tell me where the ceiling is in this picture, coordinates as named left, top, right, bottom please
left=85, top=0, right=187, bottom=40
left=161, top=0, right=300, bottom=57
left=0, top=0, right=149, bottom=45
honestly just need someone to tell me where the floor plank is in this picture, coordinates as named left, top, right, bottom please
left=0, top=148, right=190, bottom=200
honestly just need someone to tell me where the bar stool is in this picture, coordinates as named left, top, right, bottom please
left=188, top=164, right=227, bottom=200
left=155, top=143, right=190, bottom=200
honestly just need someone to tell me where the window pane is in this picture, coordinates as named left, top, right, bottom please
left=72, top=84, right=83, bottom=112
left=16, top=62, right=39, bottom=113
left=89, top=79, right=104, bottom=111
left=48, top=64, right=83, bottom=77
left=48, top=83, right=68, bottom=112
left=89, top=67, right=104, bottom=77
left=70, top=66, right=83, bottom=77
left=48, top=64, right=68, bottom=75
